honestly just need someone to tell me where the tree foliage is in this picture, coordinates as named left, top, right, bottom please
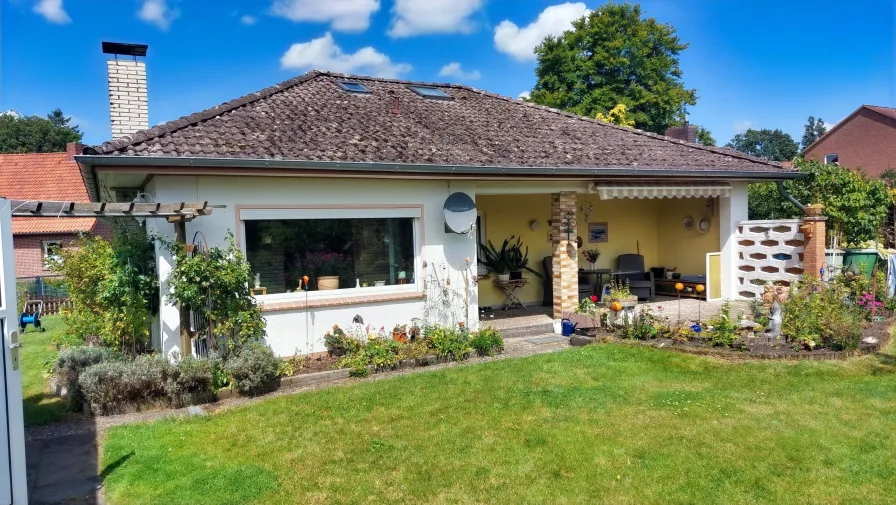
left=51, top=227, right=158, bottom=352
left=747, top=159, right=891, bottom=246
left=0, top=109, right=82, bottom=153
left=166, top=232, right=265, bottom=353
left=695, top=125, right=715, bottom=146
left=726, top=128, right=799, bottom=161
left=595, top=104, right=635, bottom=127
left=528, top=3, right=696, bottom=134
left=801, top=116, right=827, bottom=149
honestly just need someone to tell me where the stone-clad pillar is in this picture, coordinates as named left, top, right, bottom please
left=551, top=192, right=578, bottom=318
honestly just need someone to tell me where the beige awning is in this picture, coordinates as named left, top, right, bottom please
left=592, top=182, right=732, bottom=200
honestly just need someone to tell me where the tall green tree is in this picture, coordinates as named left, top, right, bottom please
left=726, top=128, right=799, bottom=162
left=528, top=3, right=697, bottom=134
left=0, top=109, right=82, bottom=153
left=695, top=125, right=715, bottom=146
left=800, top=116, right=826, bottom=149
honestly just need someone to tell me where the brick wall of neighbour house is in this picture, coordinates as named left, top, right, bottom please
left=804, top=108, right=896, bottom=178
left=13, top=234, right=79, bottom=278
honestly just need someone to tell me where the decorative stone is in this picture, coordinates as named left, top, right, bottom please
left=862, top=336, right=879, bottom=345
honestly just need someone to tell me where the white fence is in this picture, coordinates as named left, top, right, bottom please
left=735, top=220, right=805, bottom=299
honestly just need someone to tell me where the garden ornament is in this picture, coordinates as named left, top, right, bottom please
left=768, top=301, right=783, bottom=337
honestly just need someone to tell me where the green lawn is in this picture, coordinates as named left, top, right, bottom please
left=101, top=341, right=896, bottom=505
left=20, top=315, right=69, bottom=426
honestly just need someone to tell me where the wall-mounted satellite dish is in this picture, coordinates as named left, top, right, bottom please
left=444, top=192, right=476, bottom=234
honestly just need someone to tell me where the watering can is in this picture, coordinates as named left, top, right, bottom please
left=561, top=318, right=578, bottom=336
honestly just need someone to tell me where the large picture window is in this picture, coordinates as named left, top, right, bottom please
left=244, top=218, right=416, bottom=294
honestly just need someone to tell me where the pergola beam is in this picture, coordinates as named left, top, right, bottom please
left=7, top=199, right=216, bottom=218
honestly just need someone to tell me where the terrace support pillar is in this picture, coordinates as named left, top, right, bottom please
left=174, top=220, right=192, bottom=356
left=551, top=192, right=578, bottom=318
left=801, top=212, right=827, bottom=279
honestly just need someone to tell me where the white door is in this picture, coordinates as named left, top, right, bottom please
left=0, top=198, right=28, bottom=504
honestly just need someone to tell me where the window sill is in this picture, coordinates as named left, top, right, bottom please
left=259, top=291, right=425, bottom=312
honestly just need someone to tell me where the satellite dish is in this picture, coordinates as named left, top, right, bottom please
left=444, top=192, right=476, bottom=234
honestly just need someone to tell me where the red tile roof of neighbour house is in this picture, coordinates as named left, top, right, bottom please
left=0, top=152, right=102, bottom=235
left=93, top=71, right=796, bottom=175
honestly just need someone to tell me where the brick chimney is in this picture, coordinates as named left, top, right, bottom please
left=102, top=42, right=149, bottom=139
left=665, top=124, right=697, bottom=143
left=65, top=142, right=84, bottom=162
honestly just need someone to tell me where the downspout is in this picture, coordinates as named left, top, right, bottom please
left=777, top=181, right=806, bottom=215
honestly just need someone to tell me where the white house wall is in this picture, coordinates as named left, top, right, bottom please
left=148, top=175, right=478, bottom=358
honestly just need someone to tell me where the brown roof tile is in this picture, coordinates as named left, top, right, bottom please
left=96, top=71, right=791, bottom=173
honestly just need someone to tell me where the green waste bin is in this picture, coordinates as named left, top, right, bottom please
left=842, top=248, right=879, bottom=279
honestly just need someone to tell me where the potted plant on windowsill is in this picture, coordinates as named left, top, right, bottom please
left=305, top=252, right=350, bottom=290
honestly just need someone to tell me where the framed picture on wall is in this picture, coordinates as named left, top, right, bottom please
left=588, top=222, right=608, bottom=243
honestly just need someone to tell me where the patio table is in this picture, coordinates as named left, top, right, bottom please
left=493, top=278, right=529, bottom=310
left=579, top=269, right=641, bottom=299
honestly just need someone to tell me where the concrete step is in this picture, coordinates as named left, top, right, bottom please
left=481, top=314, right=555, bottom=339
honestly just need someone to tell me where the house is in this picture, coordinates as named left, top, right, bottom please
left=802, top=105, right=896, bottom=177
left=74, top=49, right=806, bottom=357
left=0, top=145, right=111, bottom=280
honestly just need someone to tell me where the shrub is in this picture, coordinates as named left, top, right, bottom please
left=426, top=325, right=471, bottom=361
left=323, top=325, right=363, bottom=357
left=338, top=353, right=370, bottom=378
left=397, top=340, right=431, bottom=362
left=783, top=276, right=865, bottom=351
left=470, top=328, right=504, bottom=356
left=363, top=338, right=401, bottom=370
left=226, top=343, right=281, bottom=396
left=166, top=356, right=215, bottom=407
left=55, top=346, right=124, bottom=409
left=127, top=355, right=172, bottom=403
left=707, top=300, right=738, bottom=347
left=79, top=361, right=131, bottom=415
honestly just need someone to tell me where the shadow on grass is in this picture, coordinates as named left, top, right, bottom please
left=100, top=451, right=134, bottom=480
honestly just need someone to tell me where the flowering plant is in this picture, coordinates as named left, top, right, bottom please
left=857, top=292, right=884, bottom=317
left=581, top=249, right=600, bottom=264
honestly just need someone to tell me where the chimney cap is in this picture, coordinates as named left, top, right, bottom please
left=102, top=41, right=148, bottom=57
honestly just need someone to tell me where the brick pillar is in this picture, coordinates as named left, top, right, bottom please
left=801, top=216, right=827, bottom=278
left=107, top=59, right=148, bottom=139
left=551, top=192, right=578, bottom=318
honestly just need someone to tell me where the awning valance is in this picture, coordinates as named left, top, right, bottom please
left=591, top=182, right=732, bottom=200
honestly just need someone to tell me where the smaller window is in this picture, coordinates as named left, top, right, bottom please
left=407, top=85, right=453, bottom=100
left=337, top=81, right=371, bottom=94
left=42, top=241, right=62, bottom=268
left=824, top=154, right=839, bottom=165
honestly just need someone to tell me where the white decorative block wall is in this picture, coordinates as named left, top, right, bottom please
left=735, top=220, right=805, bottom=299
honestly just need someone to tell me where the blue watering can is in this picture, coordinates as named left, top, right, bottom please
left=561, top=318, right=578, bottom=336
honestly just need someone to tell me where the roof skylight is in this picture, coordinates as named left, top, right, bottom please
left=407, top=85, right=453, bottom=100
left=338, top=81, right=371, bottom=94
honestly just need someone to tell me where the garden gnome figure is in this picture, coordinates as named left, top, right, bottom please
left=768, top=300, right=783, bottom=337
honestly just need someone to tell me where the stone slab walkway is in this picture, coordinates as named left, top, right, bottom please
left=25, top=333, right=571, bottom=504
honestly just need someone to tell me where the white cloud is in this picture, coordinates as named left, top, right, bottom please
left=271, top=0, right=379, bottom=32
left=240, top=14, right=257, bottom=25
left=33, top=0, right=71, bottom=24
left=438, top=62, right=480, bottom=81
left=518, top=91, right=531, bottom=100
left=280, top=32, right=411, bottom=78
left=733, top=120, right=752, bottom=134
left=494, top=2, right=588, bottom=61
left=389, top=0, right=483, bottom=38
left=138, top=0, right=180, bottom=30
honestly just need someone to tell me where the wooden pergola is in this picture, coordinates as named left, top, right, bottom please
left=5, top=198, right=222, bottom=355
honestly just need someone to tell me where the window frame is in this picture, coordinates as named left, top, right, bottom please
left=42, top=240, right=63, bottom=269
left=824, top=153, right=839, bottom=165
left=407, top=85, right=453, bottom=100
left=237, top=205, right=424, bottom=303
left=337, top=81, right=372, bottom=94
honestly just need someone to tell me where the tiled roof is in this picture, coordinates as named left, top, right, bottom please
left=0, top=152, right=100, bottom=235
left=866, top=105, right=896, bottom=121
left=96, top=71, right=792, bottom=174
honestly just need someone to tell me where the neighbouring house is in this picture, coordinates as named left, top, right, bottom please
left=802, top=105, right=896, bottom=177
left=0, top=145, right=111, bottom=280
left=74, top=48, right=811, bottom=358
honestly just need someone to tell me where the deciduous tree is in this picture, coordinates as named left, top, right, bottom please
left=801, top=116, right=827, bottom=149
left=0, top=109, right=82, bottom=153
left=528, top=3, right=697, bottom=134
left=726, top=128, right=799, bottom=162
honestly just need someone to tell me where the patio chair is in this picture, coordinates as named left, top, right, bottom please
left=542, top=256, right=593, bottom=307
left=615, top=254, right=655, bottom=301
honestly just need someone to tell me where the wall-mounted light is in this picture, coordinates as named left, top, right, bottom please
left=529, top=220, right=541, bottom=231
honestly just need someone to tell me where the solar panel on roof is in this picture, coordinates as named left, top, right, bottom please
left=338, top=81, right=371, bottom=93
left=407, top=85, right=453, bottom=100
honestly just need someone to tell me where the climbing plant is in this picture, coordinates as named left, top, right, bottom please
left=165, top=232, right=265, bottom=352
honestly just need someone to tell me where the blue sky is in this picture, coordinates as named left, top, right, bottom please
left=2, top=0, right=894, bottom=146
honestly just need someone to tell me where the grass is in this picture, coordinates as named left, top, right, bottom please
left=100, top=342, right=896, bottom=504
left=20, top=314, right=69, bottom=426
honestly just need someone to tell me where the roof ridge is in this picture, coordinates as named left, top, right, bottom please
left=0, top=152, right=67, bottom=156
left=96, top=70, right=326, bottom=153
